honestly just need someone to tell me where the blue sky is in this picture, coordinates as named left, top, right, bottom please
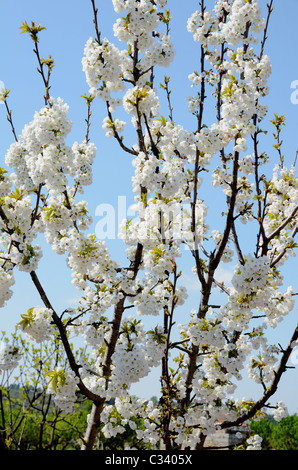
left=1, top=0, right=298, bottom=412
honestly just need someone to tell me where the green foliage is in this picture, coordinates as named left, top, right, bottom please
left=0, top=388, right=90, bottom=450
left=0, top=330, right=91, bottom=450
left=0, top=330, right=159, bottom=450
left=250, top=417, right=274, bottom=450
left=271, top=415, right=298, bottom=450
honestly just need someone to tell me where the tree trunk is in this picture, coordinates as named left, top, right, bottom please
left=81, top=401, right=103, bottom=450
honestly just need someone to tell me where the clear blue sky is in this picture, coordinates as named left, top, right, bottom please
left=1, top=0, right=298, bottom=412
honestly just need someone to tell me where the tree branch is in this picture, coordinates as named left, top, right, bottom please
left=221, top=323, right=298, bottom=430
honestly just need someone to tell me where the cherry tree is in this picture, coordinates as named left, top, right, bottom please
left=0, top=0, right=297, bottom=451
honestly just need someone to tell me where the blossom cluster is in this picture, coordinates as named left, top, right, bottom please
left=6, top=98, right=96, bottom=196
left=113, top=0, right=161, bottom=51
left=100, top=396, right=160, bottom=446
left=218, top=254, right=295, bottom=333
left=0, top=342, right=21, bottom=371
left=264, top=164, right=298, bottom=263
left=81, top=320, right=166, bottom=401
left=46, top=367, right=79, bottom=413
left=6, top=98, right=72, bottom=193
left=273, top=401, right=288, bottom=422
left=19, top=306, right=54, bottom=343
left=246, top=434, right=263, bottom=450
left=111, top=319, right=166, bottom=389
left=0, top=266, right=15, bottom=308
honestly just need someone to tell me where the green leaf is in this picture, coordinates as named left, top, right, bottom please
left=81, top=93, right=95, bottom=105
left=9, top=187, right=26, bottom=201
left=45, top=369, right=66, bottom=392
left=19, top=20, right=31, bottom=35
left=0, top=168, right=8, bottom=181
left=41, top=55, right=54, bottom=70
left=270, top=114, right=286, bottom=128
left=42, top=206, right=58, bottom=221
left=18, top=307, right=35, bottom=331
left=20, top=20, right=46, bottom=43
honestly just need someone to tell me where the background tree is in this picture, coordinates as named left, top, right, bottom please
left=0, top=331, right=89, bottom=449
left=250, top=414, right=298, bottom=450
left=0, top=0, right=297, bottom=451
